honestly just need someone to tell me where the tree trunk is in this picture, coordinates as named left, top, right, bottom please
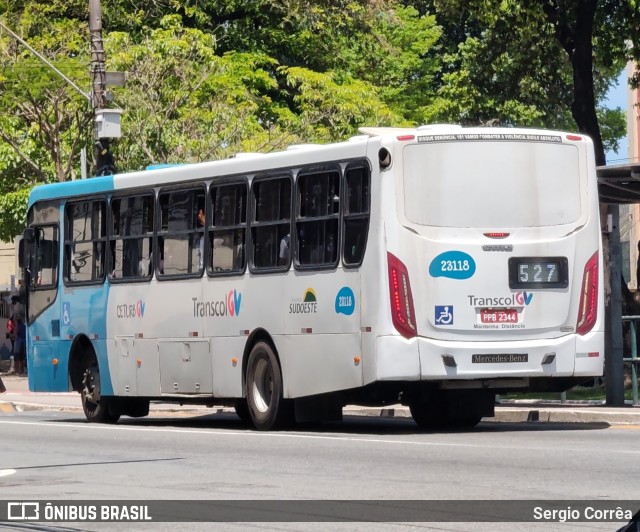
left=541, top=0, right=605, bottom=165
left=570, top=0, right=605, bottom=166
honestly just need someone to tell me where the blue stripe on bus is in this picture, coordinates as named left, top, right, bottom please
left=29, top=283, right=114, bottom=395
left=27, top=179, right=114, bottom=395
left=28, top=176, right=115, bottom=207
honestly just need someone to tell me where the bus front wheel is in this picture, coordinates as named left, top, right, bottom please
left=234, top=399, right=251, bottom=423
left=81, top=361, right=120, bottom=424
left=245, top=341, right=293, bottom=430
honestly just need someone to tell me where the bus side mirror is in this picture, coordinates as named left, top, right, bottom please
left=18, top=239, right=26, bottom=268
left=18, top=228, right=35, bottom=268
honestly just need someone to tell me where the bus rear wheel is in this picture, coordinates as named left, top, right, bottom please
left=409, top=394, right=447, bottom=430
left=410, top=390, right=489, bottom=430
left=447, top=412, right=483, bottom=428
left=245, top=341, right=293, bottom=430
left=81, top=361, right=120, bottom=424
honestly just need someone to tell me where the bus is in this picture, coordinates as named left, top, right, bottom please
left=20, top=125, right=604, bottom=430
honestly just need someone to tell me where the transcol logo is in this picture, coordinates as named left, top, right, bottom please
left=193, top=289, right=242, bottom=317
left=116, top=300, right=145, bottom=319
left=467, top=291, right=533, bottom=307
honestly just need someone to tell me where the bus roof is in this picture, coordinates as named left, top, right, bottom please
left=27, top=136, right=371, bottom=208
left=27, top=124, right=591, bottom=208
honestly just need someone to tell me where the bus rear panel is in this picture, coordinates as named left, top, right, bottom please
left=368, top=128, right=603, bottom=399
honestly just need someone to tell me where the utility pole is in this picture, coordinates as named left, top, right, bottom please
left=606, top=205, right=625, bottom=406
left=89, top=0, right=116, bottom=175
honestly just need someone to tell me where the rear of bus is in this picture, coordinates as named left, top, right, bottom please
left=370, top=126, right=603, bottom=425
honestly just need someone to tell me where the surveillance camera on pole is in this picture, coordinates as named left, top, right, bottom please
left=89, top=0, right=121, bottom=176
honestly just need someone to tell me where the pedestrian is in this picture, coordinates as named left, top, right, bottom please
left=13, top=316, right=26, bottom=376
left=0, top=374, right=5, bottom=393
left=6, top=313, right=15, bottom=354
left=6, top=295, right=22, bottom=374
left=10, top=295, right=23, bottom=321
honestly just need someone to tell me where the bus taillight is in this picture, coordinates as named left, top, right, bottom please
left=387, top=252, right=417, bottom=338
left=576, top=251, right=599, bottom=335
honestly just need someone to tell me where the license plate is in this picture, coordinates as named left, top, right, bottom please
left=480, top=308, right=518, bottom=324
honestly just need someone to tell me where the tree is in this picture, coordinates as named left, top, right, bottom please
left=0, top=1, right=437, bottom=238
left=0, top=0, right=635, bottom=243
left=0, top=4, right=93, bottom=240
left=103, top=1, right=442, bottom=125
left=106, top=15, right=400, bottom=168
left=411, top=0, right=635, bottom=165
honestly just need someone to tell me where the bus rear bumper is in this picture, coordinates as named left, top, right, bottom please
left=374, top=332, right=604, bottom=381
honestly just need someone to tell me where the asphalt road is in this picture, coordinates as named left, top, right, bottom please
left=0, top=410, right=638, bottom=531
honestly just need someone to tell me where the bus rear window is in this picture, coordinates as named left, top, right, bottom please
left=402, top=142, right=582, bottom=228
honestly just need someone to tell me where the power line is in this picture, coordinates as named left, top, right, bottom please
left=0, top=20, right=90, bottom=102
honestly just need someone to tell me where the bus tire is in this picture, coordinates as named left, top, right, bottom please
left=121, top=398, right=150, bottom=418
left=445, top=390, right=492, bottom=428
left=447, top=412, right=483, bottom=428
left=409, top=394, right=447, bottom=430
left=81, top=360, right=120, bottom=424
left=245, top=341, right=293, bottom=430
left=234, top=399, right=251, bottom=423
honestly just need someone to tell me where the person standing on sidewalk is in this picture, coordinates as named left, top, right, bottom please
left=6, top=314, right=15, bottom=354
left=13, top=316, right=26, bottom=376
left=7, top=295, right=24, bottom=375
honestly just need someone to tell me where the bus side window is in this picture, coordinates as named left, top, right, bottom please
left=251, top=177, right=291, bottom=271
left=109, top=195, right=154, bottom=281
left=296, top=169, right=340, bottom=268
left=210, top=182, right=247, bottom=274
left=343, top=164, right=370, bottom=267
left=157, top=187, right=205, bottom=278
left=64, top=199, right=106, bottom=284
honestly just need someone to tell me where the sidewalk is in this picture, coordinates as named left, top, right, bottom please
left=1, top=374, right=640, bottom=424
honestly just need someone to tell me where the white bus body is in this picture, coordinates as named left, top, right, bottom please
left=23, top=125, right=604, bottom=430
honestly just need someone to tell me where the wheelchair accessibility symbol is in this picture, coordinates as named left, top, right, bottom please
left=62, top=302, right=71, bottom=326
left=435, top=305, right=453, bottom=326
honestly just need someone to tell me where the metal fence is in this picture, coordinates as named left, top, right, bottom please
left=622, top=315, right=640, bottom=405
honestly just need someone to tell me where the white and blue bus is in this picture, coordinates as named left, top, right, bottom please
left=20, top=125, right=604, bottom=430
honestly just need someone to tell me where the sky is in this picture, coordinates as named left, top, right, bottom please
left=604, top=69, right=630, bottom=164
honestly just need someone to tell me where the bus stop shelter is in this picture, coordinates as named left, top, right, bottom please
left=597, top=162, right=640, bottom=405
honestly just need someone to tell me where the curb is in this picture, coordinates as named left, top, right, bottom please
left=491, top=408, right=637, bottom=424
left=2, top=400, right=639, bottom=425
left=0, top=400, right=233, bottom=416
left=5, top=377, right=633, bottom=425
left=344, top=406, right=636, bottom=425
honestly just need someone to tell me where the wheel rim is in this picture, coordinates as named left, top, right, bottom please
left=251, top=357, right=273, bottom=413
left=82, top=364, right=101, bottom=408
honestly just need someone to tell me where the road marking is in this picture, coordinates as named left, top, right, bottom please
left=0, top=403, right=15, bottom=413
left=0, top=419, right=504, bottom=448
left=1, top=419, right=639, bottom=454
left=0, top=469, right=16, bottom=477
left=610, top=424, right=640, bottom=430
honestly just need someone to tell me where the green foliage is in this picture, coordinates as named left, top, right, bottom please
left=0, top=4, right=93, bottom=185
left=598, top=106, right=627, bottom=157
left=0, top=188, right=29, bottom=242
left=282, top=66, right=399, bottom=141
left=106, top=11, right=409, bottom=168
left=414, top=2, right=573, bottom=127
left=407, top=0, right=639, bottom=164
left=0, top=0, right=634, bottom=231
